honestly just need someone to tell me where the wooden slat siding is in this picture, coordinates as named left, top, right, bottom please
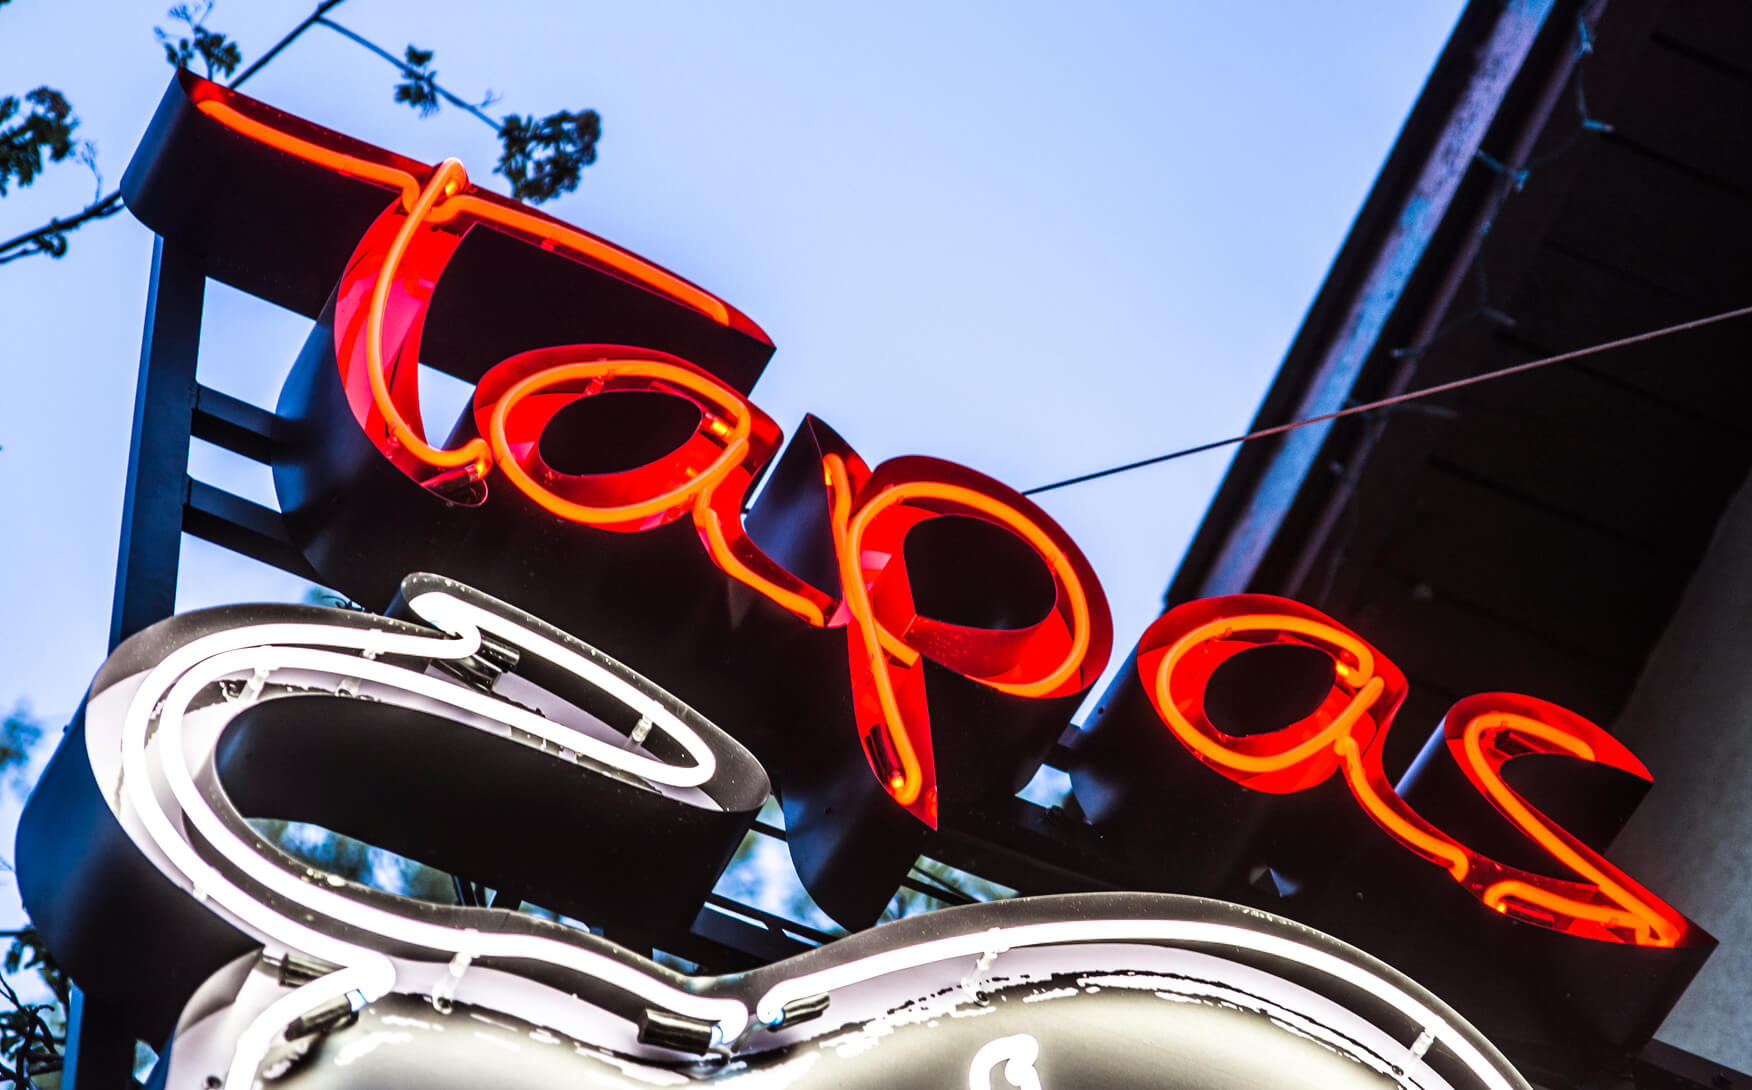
left=1547, top=138, right=1752, bottom=310
left=1350, top=571, right=1630, bottom=724
left=1231, top=1, right=1676, bottom=616
left=1425, top=337, right=1747, bottom=560
left=1508, top=243, right=1752, bottom=428
left=1373, top=466, right=1684, bottom=663
left=1166, top=0, right=1592, bottom=608
left=1609, top=37, right=1752, bottom=196
left=1654, top=0, right=1752, bottom=80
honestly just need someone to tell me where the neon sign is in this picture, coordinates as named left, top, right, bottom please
left=321, top=161, right=1113, bottom=827
left=25, top=70, right=1718, bottom=1087
left=198, top=73, right=1698, bottom=950
left=19, top=577, right=1528, bottom=1090
left=1124, top=596, right=1692, bottom=948
left=193, top=83, right=1117, bottom=842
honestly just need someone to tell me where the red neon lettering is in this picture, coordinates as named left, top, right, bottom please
left=469, top=343, right=842, bottom=625
left=473, top=347, right=774, bottom=531
left=319, top=145, right=839, bottom=628
left=1138, top=595, right=1695, bottom=947
left=196, top=76, right=1698, bottom=949
left=192, top=95, right=424, bottom=211
left=330, top=162, right=487, bottom=493
left=1442, top=694, right=1691, bottom=947
left=1138, top=596, right=1467, bottom=877
left=824, top=455, right=1112, bottom=822
left=194, top=93, right=739, bottom=328
left=328, top=158, right=758, bottom=506
left=317, top=135, right=1108, bottom=822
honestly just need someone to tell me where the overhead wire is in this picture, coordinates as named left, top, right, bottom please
left=1022, top=302, right=1752, bottom=497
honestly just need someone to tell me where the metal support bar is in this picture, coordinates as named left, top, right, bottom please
left=1635, top=1038, right=1752, bottom=1090
left=192, top=382, right=281, bottom=464
left=931, top=797, right=1120, bottom=896
left=109, top=236, right=205, bottom=650
left=63, top=987, right=139, bottom=1090
left=184, top=480, right=321, bottom=582
left=682, top=898, right=819, bottom=969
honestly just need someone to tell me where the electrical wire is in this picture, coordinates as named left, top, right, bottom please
left=1022, top=302, right=1752, bottom=497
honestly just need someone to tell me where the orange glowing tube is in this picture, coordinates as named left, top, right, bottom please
left=1159, top=669, right=1383, bottom=777
left=694, top=494, right=832, bottom=627
left=481, top=358, right=753, bottom=526
left=1150, top=614, right=1382, bottom=777
left=214, top=90, right=750, bottom=486
left=1454, top=708, right=1687, bottom=948
left=826, top=453, right=926, bottom=807
left=1156, top=614, right=1376, bottom=688
left=365, top=159, right=492, bottom=478
left=844, top=481, right=1095, bottom=699
left=194, top=99, right=422, bottom=210
left=822, top=455, right=1111, bottom=818
left=1135, top=595, right=1475, bottom=889
left=1333, top=736, right=1471, bottom=881
left=426, top=195, right=731, bottom=326
left=194, top=89, right=735, bottom=328
left=470, top=343, right=833, bottom=620
left=1140, top=607, right=1389, bottom=797
left=1131, top=598, right=1696, bottom=948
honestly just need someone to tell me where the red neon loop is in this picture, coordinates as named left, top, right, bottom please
left=333, top=162, right=749, bottom=500
left=469, top=347, right=839, bottom=625
left=328, top=181, right=832, bottom=618
left=331, top=175, right=484, bottom=493
left=193, top=96, right=423, bottom=211
left=196, top=78, right=764, bottom=503
left=473, top=347, right=764, bottom=532
left=1140, top=597, right=1396, bottom=793
left=825, top=455, right=1112, bottom=821
left=1139, top=596, right=1696, bottom=947
left=1138, top=596, right=1468, bottom=876
left=1441, top=694, right=1694, bottom=948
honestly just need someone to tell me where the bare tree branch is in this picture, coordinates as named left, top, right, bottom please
left=0, top=0, right=352, bottom=265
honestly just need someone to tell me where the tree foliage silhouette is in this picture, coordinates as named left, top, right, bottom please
left=0, top=89, right=82, bottom=198
left=154, top=2, right=241, bottom=80
left=0, top=0, right=603, bottom=265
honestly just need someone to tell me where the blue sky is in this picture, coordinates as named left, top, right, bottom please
left=0, top=0, right=1463, bottom=734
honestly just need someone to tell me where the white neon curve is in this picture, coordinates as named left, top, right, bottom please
left=105, top=589, right=1522, bottom=1090
left=222, top=965, right=382, bottom=1090
left=114, top=589, right=751, bottom=1088
left=755, top=922, right=1518, bottom=1090
left=968, top=1034, right=1042, bottom=1090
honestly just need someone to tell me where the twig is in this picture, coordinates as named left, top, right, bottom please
left=0, top=969, right=61, bottom=1085
left=0, top=0, right=350, bottom=264
left=1023, top=301, right=1752, bottom=496
left=315, top=17, right=502, bottom=131
left=0, top=192, right=125, bottom=265
left=229, top=0, right=350, bottom=89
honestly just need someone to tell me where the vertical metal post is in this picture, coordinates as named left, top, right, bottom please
left=73, top=235, right=204, bottom=1089
left=62, top=988, right=138, bottom=1090
left=108, top=235, right=205, bottom=651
